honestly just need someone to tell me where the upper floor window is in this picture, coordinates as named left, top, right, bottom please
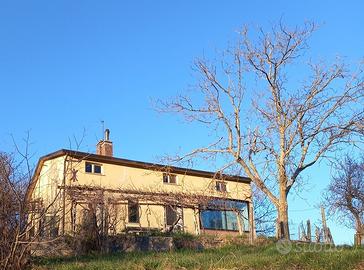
left=85, top=162, right=102, bottom=174
left=215, top=181, right=227, bottom=192
left=163, top=173, right=177, bottom=184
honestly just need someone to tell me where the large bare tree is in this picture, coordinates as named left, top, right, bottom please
left=323, top=156, right=364, bottom=238
left=157, top=22, right=364, bottom=239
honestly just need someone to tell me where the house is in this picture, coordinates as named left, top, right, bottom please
left=27, top=129, right=254, bottom=239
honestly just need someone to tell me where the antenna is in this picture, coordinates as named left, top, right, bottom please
left=101, top=120, right=105, bottom=141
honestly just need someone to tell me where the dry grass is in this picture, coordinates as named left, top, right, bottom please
left=32, top=242, right=364, bottom=270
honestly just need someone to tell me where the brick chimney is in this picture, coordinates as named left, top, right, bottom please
left=96, top=128, right=113, bottom=157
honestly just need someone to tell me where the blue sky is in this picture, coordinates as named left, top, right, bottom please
left=0, top=1, right=363, bottom=244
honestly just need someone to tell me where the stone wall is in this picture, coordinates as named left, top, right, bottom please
left=108, top=236, right=174, bottom=252
left=32, top=234, right=252, bottom=257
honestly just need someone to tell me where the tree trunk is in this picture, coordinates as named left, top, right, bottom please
left=355, top=216, right=363, bottom=235
left=276, top=189, right=290, bottom=240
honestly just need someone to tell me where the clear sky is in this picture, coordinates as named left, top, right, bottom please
left=0, top=1, right=363, bottom=244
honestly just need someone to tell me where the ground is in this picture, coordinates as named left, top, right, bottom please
left=32, top=242, right=364, bottom=270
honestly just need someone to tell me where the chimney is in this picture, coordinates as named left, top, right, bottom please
left=96, top=128, right=113, bottom=157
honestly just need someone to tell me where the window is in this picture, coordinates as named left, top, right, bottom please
left=85, top=162, right=102, bottom=174
left=165, top=205, right=178, bottom=226
left=85, top=163, right=92, bottom=173
left=215, top=181, right=227, bottom=192
left=94, top=165, right=102, bottom=174
left=128, top=201, right=139, bottom=223
left=201, top=210, right=237, bottom=230
left=47, top=215, right=59, bottom=237
left=165, top=205, right=183, bottom=231
left=200, top=200, right=249, bottom=231
left=163, top=173, right=177, bottom=184
left=38, top=215, right=59, bottom=238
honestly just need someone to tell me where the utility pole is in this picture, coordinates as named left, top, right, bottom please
left=307, top=219, right=311, bottom=242
left=321, top=205, right=328, bottom=243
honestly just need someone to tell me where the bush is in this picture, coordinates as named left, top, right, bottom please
left=172, top=232, right=203, bottom=251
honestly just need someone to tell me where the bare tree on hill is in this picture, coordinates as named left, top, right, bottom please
left=157, top=21, right=364, bottom=239
left=323, top=156, right=364, bottom=241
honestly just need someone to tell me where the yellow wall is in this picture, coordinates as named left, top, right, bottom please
left=31, top=154, right=252, bottom=236
left=69, top=158, right=251, bottom=202
left=32, top=156, right=65, bottom=209
left=183, top=208, right=200, bottom=234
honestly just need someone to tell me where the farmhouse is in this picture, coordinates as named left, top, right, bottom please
left=27, top=130, right=254, bottom=239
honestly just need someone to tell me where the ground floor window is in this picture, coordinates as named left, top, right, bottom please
left=200, top=200, right=249, bottom=231
left=39, top=214, right=60, bottom=238
left=166, top=205, right=178, bottom=226
left=128, top=200, right=140, bottom=223
left=165, top=205, right=183, bottom=231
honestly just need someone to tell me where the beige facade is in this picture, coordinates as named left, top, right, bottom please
left=28, top=137, right=253, bottom=238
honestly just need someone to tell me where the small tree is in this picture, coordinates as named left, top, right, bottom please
left=323, top=156, right=364, bottom=238
left=0, top=152, right=29, bottom=269
left=253, top=186, right=276, bottom=236
left=157, top=21, right=364, bottom=239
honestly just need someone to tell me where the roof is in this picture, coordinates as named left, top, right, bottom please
left=27, top=149, right=251, bottom=200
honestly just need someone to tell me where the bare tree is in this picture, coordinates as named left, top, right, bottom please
left=0, top=136, right=64, bottom=269
left=0, top=151, right=31, bottom=269
left=323, top=156, right=364, bottom=237
left=157, top=21, right=364, bottom=239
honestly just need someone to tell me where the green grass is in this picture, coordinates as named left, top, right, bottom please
left=32, top=243, right=364, bottom=270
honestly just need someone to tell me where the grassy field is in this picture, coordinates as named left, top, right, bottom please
left=32, top=242, right=364, bottom=270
